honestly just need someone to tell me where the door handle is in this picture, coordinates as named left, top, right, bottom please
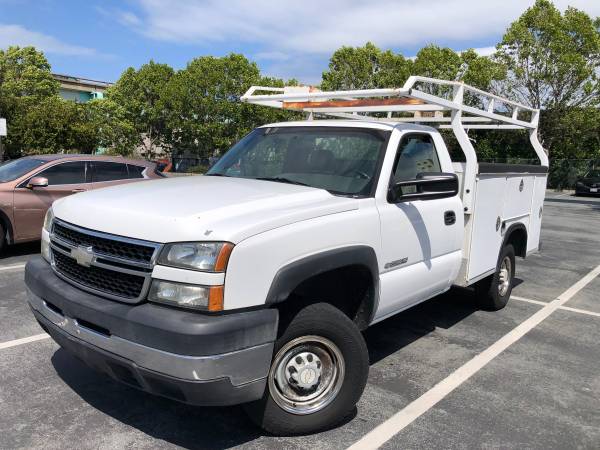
left=444, top=211, right=456, bottom=225
left=71, top=189, right=86, bottom=193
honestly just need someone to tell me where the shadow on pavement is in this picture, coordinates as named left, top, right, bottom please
left=364, top=287, right=479, bottom=365
left=51, top=349, right=264, bottom=449
left=0, top=240, right=40, bottom=260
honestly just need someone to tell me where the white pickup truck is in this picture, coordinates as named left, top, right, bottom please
left=25, top=77, right=548, bottom=435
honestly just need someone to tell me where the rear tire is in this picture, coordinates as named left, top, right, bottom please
left=0, top=222, right=6, bottom=254
left=243, top=302, right=369, bottom=436
left=475, top=244, right=515, bottom=311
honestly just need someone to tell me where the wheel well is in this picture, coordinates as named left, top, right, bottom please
left=0, top=209, right=13, bottom=244
left=505, top=226, right=527, bottom=258
left=275, top=265, right=376, bottom=332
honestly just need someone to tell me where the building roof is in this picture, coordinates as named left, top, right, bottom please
left=53, top=73, right=113, bottom=92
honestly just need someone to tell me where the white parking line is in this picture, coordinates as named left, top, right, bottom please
left=513, top=295, right=600, bottom=318
left=348, top=264, right=600, bottom=450
left=511, top=295, right=548, bottom=306
left=560, top=305, right=600, bottom=318
left=0, top=263, right=26, bottom=272
left=0, top=333, right=49, bottom=350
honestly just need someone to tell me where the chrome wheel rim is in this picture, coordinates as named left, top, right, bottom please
left=498, top=256, right=512, bottom=296
left=268, top=335, right=345, bottom=415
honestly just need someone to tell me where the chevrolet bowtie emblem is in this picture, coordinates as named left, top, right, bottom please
left=71, top=245, right=94, bottom=267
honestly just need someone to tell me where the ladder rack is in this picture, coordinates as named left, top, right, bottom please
left=241, top=76, right=539, bottom=131
left=241, top=76, right=548, bottom=214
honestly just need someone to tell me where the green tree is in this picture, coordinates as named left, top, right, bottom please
left=412, top=45, right=462, bottom=81
left=86, top=99, right=138, bottom=156
left=9, top=96, right=99, bottom=155
left=411, top=45, right=506, bottom=96
left=321, top=42, right=412, bottom=90
left=163, top=53, right=296, bottom=156
left=0, top=46, right=58, bottom=99
left=494, top=0, right=600, bottom=159
left=321, top=43, right=504, bottom=93
left=0, top=46, right=59, bottom=159
left=496, top=0, right=600, bottom=110
left=105, top=61, right=174, bottom=158
left=459, top=49, right=506, bottom=91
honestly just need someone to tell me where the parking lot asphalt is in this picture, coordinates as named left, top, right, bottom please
left=1, top=192, right=599, bottom=450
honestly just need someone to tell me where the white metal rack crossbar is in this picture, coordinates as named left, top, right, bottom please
left=241, top=76, right=548, bottom=213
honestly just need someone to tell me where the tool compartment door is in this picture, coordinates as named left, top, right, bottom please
left=466, top=173, right=536, bottom=282
left=527, top=175, right=548, bottom=253
left=466, top=175, right=507, bottom=281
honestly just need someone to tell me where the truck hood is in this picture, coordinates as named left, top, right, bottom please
left=52, top=176, right=359, bottom=243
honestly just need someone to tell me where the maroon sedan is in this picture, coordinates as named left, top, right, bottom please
left=0, top=155, right=164, bottom=253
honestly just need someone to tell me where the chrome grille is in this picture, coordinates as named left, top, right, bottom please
left=49, top=219, right=161, bottom=303
left=53, top=251, right=145, bottom=299
left=53, top=221, right=155, bottom=264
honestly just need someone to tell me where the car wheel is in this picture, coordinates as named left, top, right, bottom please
left=0, top=222, right=6, bottom=254
left=475, top=244, right=515, bottom=311
left=244, top=302, right=369, bottom=436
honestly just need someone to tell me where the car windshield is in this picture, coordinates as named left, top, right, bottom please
left=0, top=158, right=46, bottom=182
left=207, top=127, right=389, bottom=196
left=585, top=170, right=600, bottom=178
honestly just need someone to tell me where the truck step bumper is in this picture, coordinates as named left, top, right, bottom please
left=25, top=257, right=278, bottom=406
left=33, top=310, right=268, bottom=406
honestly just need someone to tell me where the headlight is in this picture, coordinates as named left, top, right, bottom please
left=43, top=208, right=54, bottom=232
left=158, top=242, right=233, bottom=272
left=148, top=280, right=224, bottom=311
left=41, top=234, right=51, bottom=263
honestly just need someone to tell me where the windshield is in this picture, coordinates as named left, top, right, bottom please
left=207, top=127, right=389, bottom=196
left=585, top=170, right=600, bottom=178
left=0, top=158, right=46, bottom=183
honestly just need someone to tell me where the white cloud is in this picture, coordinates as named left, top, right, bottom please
left=254, top=51, right=290, bottom=61
left=0, top=24, right=97, bottom=56
left=470, top=46, right=497, bottom=57
left=116, top=11, right=142, bottom=27
left=125, top=0, right=600, bottom=55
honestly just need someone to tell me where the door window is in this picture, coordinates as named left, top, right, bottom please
left=92, top=162, right=129, bottom=182
left=391, top=134, right=441, bottom=183
left=36, top=161, right=86, bottom=185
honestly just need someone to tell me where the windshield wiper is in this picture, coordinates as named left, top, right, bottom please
left=205, top=173, right=229, bottom=177
left=254, top=176, right=310, bottom=187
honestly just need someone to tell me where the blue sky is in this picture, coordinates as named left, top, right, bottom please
left=1, top=0, right=599, bottom=85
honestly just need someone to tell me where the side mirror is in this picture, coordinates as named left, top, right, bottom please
left=388, top=172, right=459, bottom=203
left=27, top=177, right=49, bottom=189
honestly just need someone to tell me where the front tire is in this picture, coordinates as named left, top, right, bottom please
left=475, top=244, right=515, bottom=311
left=244, top=303, right=369, bottom=436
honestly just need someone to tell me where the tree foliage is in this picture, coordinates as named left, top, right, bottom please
left=163, top=54, right=297, bottom=155
left=496, top=0, right=600, bottom=109
left=0, top=46, right=58, bottom=100
left=322, top=42, right=412, bottom=90
left=103, top=61, right=174, bottom=158
left=0, top=46, right=94, bottom=158
left=10, top=97, right=98, bottom=155
left=86, top=99, right=137, bottom=156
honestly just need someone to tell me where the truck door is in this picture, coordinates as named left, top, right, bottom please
left=374, top=132, right=463, bottom=321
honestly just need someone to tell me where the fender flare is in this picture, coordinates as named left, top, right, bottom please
left=265, top=245, right=380, bottom=323
left=501, top=222, right=527, bottom=258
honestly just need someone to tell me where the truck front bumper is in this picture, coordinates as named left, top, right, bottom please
left=25, top=257, right=278, bottom=406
